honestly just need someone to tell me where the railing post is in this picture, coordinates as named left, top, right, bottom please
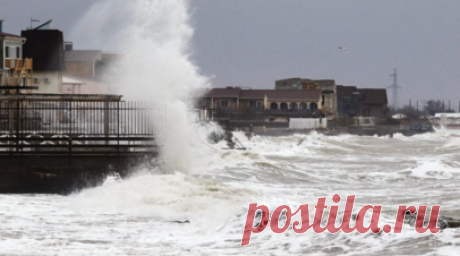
left=117, top=101, right=120, bottom=155
left=69, top=100, right=72, bottom=136
left=68, top=137, right=72, bottom=156
left=104, top=101, right=109, bottom=145
left=16, top=100, right=19, bottom=153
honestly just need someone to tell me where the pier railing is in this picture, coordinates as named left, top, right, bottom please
left=0, top=100, right=160, bottom=156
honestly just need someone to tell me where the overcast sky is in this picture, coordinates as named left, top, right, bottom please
left=1, top=0, right=460, bottom=109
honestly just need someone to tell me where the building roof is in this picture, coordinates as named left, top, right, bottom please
left=392, top=113, right=407, bottom=119
left=0, top=94, right=121, bottom=102
left=204, top=88, right=321, bottom=102
left=205, top=88, right=241, bottom=98
left=63, top=76, right=85, bottom=85
left=336, top=85, right=358, bottom=97
left=358, top=88, right=388, bottom=105
left=239, top=89, right=271, bottom=99
left=101, top=52, right=123, bottom=62
left=65, top=50, right=102, bottom=62
left=33, top=20, right=52, bottom=30
left=266, top=90, right=321, bottom=101
left=434, top=113, right=460, bottom=118
left=0, top=32, right=24, bottom=38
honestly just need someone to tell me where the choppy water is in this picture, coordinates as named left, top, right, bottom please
left=1, top=130, right=460, bottom=255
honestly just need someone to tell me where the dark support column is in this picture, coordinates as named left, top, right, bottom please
left=104, top=102, right=109, bottom=145
left=15, top=101, right=19, bottom=153
left=117, top=101, right=120, bottom=155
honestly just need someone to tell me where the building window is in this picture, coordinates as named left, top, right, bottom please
left=220, top=100, right=228, bottom=108
left=5, top=42, right=22, bottom=59
left=270, top=102, right=278, bottom=109
left=290, top=102, right=298, bottom=110
left=280, top=102, right=288, bottom=110
left=299, top=102, right=308, bottom=110
left=310, top=102, right=318, bottom=110
left=249, top=100, right=256, bottom=107
left=256, top=101, right=263, bottom=110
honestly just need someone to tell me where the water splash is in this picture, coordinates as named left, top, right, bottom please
left=71, top=0, right=212, bottom=172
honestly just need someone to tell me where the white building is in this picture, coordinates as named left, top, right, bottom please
left=432, top=113, right=460, bottom=128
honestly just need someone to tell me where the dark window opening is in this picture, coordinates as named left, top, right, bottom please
left=256, top=101, right=263, bottom=110
left=299, top=102, right=307, bottom=110
left=270, top=102, right=278, bottom=110
left=345, top=104, right=352, bottom=111
left=310, top=103, right=318, bottom=110
left=5, top=46, right=10, bottom=58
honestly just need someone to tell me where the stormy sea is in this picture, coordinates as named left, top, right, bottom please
left=1, top=0, right=459, bottom=255
left=0, top=130, right=459, bottom=255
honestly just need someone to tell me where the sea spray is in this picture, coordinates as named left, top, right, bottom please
left=71, top=0, right=211, bottom=172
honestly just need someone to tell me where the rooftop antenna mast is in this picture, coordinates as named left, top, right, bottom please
left=29, top=17, right=40, bottom=29
left=387, top=68, right=401, bottom=109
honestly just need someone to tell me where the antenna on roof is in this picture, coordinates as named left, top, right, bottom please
left=29, top=17, right=40, bottom=29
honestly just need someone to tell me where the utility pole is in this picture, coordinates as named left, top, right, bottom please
left=387, top=69, right=401, bottom=109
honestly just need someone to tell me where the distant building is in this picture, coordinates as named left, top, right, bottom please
left=64, top=48, right=102, bottom=77
left=275, top=78, right=337, bottom=118
left=432, top=113, right=460, bottom=128
left=336, top=85, right=360, bottom=118
left=200, top=87, right=322, bottom=120
left=63, top=43, right=122, bottom=94
left=357, top=88, right=388, bottom=118
left=336, top=86, right=389, bottom=119
left=21, top=22, right=66, bottom=94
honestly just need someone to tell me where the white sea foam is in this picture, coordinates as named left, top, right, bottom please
left=1, top=129, right=459, bottom=255
left=71, top=0, right=212, bottom=172
left=406, top=160, right=460, bottom=179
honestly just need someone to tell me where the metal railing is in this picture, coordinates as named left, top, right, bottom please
left=0, top=100, right=160, bottom=155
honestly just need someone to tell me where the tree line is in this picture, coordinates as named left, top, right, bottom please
left=389, top=100, right=456, bottom=119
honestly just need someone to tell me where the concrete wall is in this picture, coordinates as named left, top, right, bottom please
left=289, top=118, right=328, bottom=129
left=369, top=105, right=386, bottom=119
left=61, top=78, right=108, bottom=95
left=32, top=71, right=62, bottom=94
left=65, top=61, right=94, bottom=77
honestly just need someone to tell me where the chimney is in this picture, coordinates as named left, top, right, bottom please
left=64, top=42, right=73, bottom=51
left=0, top=20, right=3, bottom=33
